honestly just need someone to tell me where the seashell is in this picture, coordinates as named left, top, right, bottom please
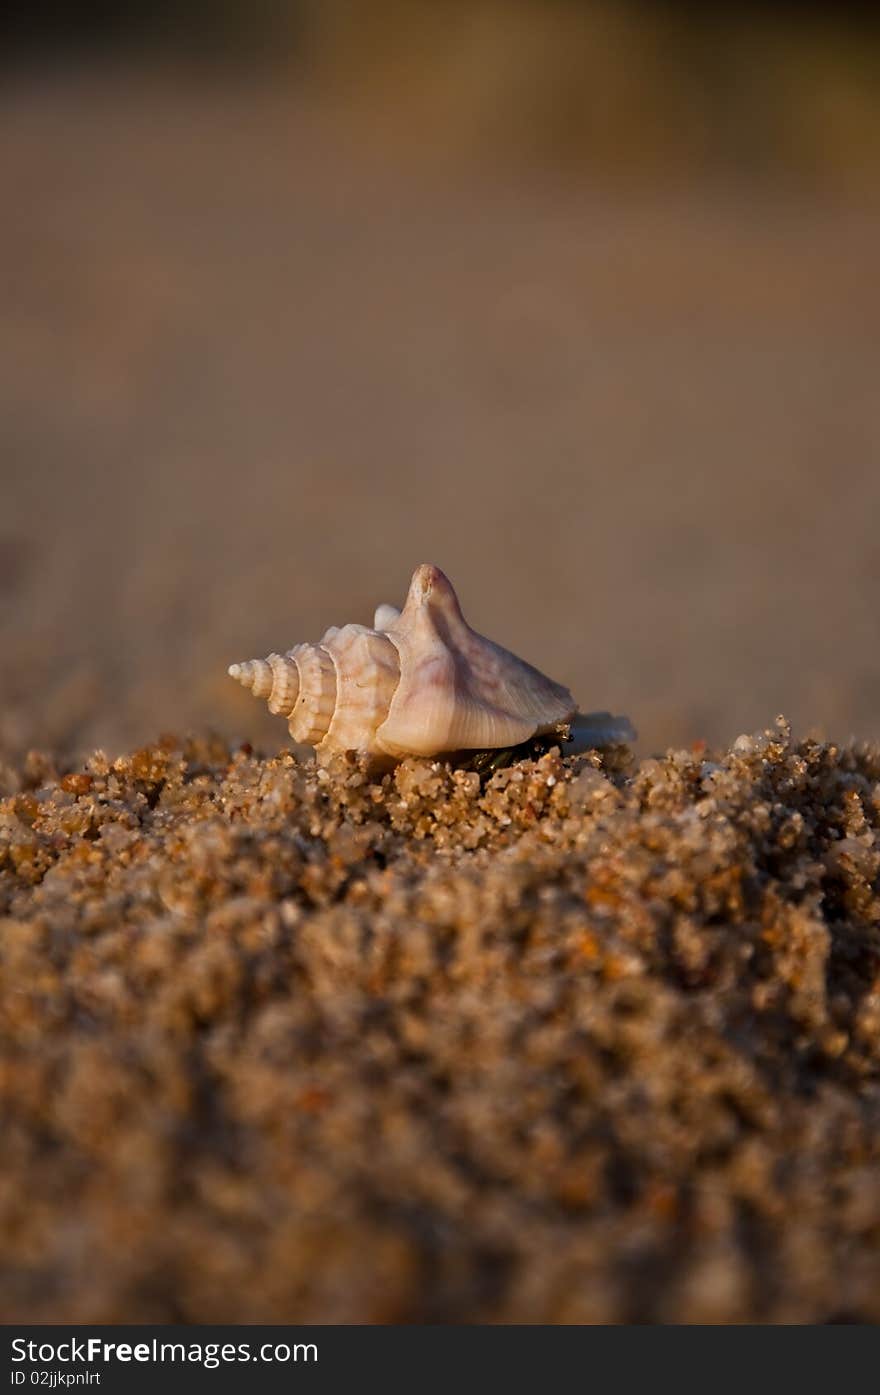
left=228, top=563, right=583, bottom=759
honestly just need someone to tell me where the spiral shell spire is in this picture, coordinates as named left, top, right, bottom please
left=228, top=653, right=300, bottom=717
left=227, top=658, right=273, bottom=699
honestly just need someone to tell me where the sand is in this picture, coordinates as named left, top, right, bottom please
left=2, top=721, right=880, bottom=1323
left=2, top=61, right=880, bottom=1324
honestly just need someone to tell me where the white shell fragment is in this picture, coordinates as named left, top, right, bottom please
left=229, top=563, right=631, bottom=760
left=373, top=603, right=401, bottom=630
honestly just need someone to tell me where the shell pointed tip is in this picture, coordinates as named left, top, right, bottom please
left=414, top=562, right=444, bottom=590
left=407, top=562, right=457, bottom=612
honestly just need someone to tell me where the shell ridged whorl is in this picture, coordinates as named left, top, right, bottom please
left=228, top=564, right=576, bottom=759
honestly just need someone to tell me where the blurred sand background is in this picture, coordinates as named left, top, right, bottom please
left=1, top=0, right=879, bottom=764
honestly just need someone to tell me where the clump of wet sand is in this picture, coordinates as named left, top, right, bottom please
left=1, top=719, right=879, bottom=1323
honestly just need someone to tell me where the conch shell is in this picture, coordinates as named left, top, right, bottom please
left=228, top=563, right=578, bottom=759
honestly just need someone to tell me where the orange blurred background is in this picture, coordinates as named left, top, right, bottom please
left=1, top=0, right=878, bottom=762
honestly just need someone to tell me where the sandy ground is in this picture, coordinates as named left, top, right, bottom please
left=1, top=64, right=880, bottom=1324
left=2, top=727, right=880, bottom=1322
